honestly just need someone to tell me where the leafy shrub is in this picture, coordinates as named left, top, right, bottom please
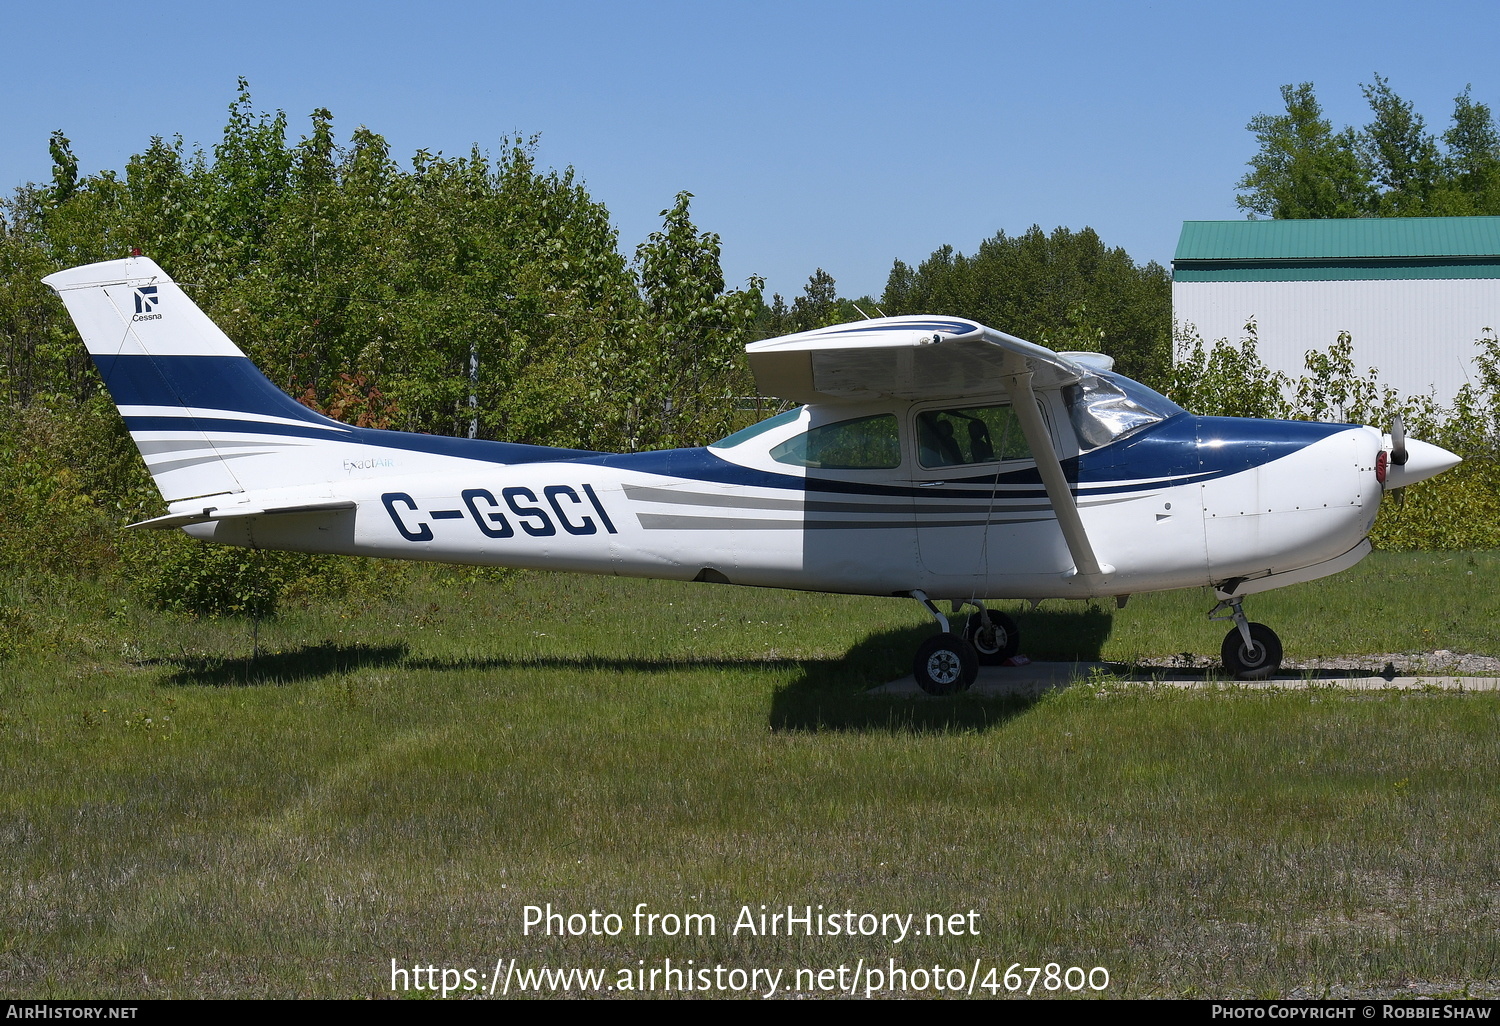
left=137, top=541, right=292, bottom=619
left=1168, top=321, right=1292, bottom=419
left=0, top=398, right=146, bottom=580
left=126, top=531, right=415, bottom=620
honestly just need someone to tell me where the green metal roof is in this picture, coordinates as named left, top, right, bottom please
left=1173, top=217, right=1500, bottom=281
left=1176, top=217, right=1500, bottom=260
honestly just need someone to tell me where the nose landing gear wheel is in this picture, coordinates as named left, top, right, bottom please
left=1221, top=623, right=1283, bottom=680
left=965, top=610, right=1020, bottom=665
left=913, top=633, right=979, bottom=695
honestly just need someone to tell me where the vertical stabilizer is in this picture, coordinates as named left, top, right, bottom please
left=43, top=257, right=354, bottom=503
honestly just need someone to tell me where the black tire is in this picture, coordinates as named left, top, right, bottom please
left=965, top=610, right=1020, bottom=665
left=1221, top=623, right=1283, bottom=680
left=913, top=633, right=979, bottom=695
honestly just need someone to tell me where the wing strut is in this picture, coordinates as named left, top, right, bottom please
left=1002, top=369, right=1112, bottom=584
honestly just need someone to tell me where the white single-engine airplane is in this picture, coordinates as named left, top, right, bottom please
left=45, top=256, right=1461, bottom=692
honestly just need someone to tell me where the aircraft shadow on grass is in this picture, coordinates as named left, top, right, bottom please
left=154, top=643, right=813, bottom=688
left=386, top=605, right=1107, bottom=735
left=153, top=641, right=409, bottom=688
left=148, top=606, right=1113, bottom=732
left=399, top=653, right=807, bottom=674
left=769, top=605, right=1115, bottom=734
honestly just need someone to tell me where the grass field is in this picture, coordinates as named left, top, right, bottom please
left=4, top=551, right=1500, bottom=999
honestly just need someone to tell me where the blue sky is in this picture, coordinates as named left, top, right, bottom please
left=4, top=0, right=1499, bottom=301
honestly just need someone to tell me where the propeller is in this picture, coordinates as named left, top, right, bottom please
left=1390, top=414, right=1409, bottom=467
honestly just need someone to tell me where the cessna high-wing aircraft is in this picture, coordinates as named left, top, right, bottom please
left=45, top=256, right=1461, bottom=693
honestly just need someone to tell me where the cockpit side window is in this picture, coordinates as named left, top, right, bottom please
left=770, top=413, right=901, bottom=470
left=916, top=404, right=1032, bottom=469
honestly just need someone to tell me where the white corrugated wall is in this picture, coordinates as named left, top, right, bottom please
left=1172, top=278, right=1500, bottom=406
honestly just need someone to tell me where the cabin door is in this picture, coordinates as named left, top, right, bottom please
left=912, top=401, right=1073, bottom=580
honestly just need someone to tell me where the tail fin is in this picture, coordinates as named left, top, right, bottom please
left=44, top=257, right=354, bottom=503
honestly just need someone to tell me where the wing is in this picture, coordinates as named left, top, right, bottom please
left=745, top=315, right=1094, bottom=404
left=747, top=316, right=1113, bottom=584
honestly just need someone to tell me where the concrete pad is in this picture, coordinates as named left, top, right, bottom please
left=871, top=662, right=1500, bottom=697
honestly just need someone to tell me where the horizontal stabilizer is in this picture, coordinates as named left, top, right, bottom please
left=128, top=500, right=357, bottom=530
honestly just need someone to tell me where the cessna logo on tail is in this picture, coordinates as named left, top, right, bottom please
left=132, top=286, right=161, bottom=321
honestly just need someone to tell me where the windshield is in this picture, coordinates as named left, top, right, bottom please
left=1065, top=372, right=1184, bottom=450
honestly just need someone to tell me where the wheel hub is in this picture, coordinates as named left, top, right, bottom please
left=926, top=652, right=962, bottom=684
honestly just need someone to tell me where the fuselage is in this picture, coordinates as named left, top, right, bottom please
left=41, top=255, right=1428, bottom=608
left=183, top=393, right=1385, bottom=603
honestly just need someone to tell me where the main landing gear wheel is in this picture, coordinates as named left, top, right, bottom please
left=966, top=610, right=1020, bottom=665
left=1221, top=623, right=1283, bottom=681
left=913, top=633, right=979, bottom=695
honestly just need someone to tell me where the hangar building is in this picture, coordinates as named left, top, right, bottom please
left=1172, top=217, right=1500, bottom=406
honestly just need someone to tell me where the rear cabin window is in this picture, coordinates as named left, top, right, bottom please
left=770, top=414, right=901, bottom=470
left=712, top=407, right=803, bottom=448
left=916, top=404, right=1032, bottom=469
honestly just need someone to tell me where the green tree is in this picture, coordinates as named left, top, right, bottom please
left=1238, top=78, right=1500, bottom=219
left=790, top=268, right=838, bottom=331
left=758, top=291, right=793, bottom=338
left=2, top=85, right=667, bottom=450
left=1439, top=87, right=1500, bottom=214
left=625, top=191, right=763, bottom=449
left=1236, top=83, right=1374, bottom=219
left=1359, top=75, right=1443, bottom=215
left=47, top=131, right=78, bottom=208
